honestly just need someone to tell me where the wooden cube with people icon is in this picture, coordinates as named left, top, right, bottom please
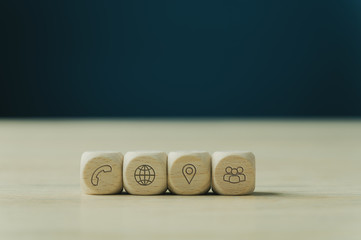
left=211, top=151, right=255, bottom=195
left=123, top=151, right=167, bottom=195
left=168, top=151, right=211, bottom=195
left=80, top=151, right=124, bottom=195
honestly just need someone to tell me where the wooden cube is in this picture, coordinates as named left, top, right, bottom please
left=212, top=151, right=255, bottom=195
left=168, top=151, right=211, bottom=195
left=80, top=151, right=123, bottom=195
left=123, top=151, right=167, bottom=195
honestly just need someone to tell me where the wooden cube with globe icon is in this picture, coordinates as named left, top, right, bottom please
left=123, top=151, right=167, bottom=195
left=212, top=151, right=255, bottom=195
left=168, top=151, right=211, bottom=195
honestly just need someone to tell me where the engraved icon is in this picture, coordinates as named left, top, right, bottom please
left=91, top=165, right=112, bottom=186
left=223, top=166, right=246, bottom=184
left=134, top=165, right=155, bottom=186
left=182, top=164, right=196, bottom=184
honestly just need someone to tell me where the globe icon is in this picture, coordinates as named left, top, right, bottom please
left=134, top=165, right=156, bottom=186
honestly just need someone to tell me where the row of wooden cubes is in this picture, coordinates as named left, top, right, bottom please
left=81, top=151, right=255, bottom=195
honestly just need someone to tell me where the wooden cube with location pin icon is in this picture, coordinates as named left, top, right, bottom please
left=123, top=151, right=167, bottom=195
left=212, top=151, right=255, bottom=195
left=80, top=151, right=123, bottom=195
left=168, top=151, right=211, bottom=195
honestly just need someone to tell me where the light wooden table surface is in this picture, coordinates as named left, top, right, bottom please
left=0, top=119, right=360, bottom=240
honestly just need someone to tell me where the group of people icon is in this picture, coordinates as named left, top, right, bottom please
left=223, top=166, right=246, bottom=184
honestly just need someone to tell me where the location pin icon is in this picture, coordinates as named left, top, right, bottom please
left=182, top=164, right=197, bottom=184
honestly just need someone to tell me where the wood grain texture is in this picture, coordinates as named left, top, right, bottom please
left=80, top=151, right=123, bottom=195
left=168, top=151, right=211, bottom=195
left=0, top=119, right=361, bottom=240
left=212, top=151, right=255, bottom=195
left=123, top=151, right=167, bottom=195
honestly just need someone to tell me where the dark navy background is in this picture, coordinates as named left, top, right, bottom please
left=1, top=1, right=361, bottom=117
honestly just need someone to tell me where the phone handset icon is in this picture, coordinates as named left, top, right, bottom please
left=91, top=165, right=112, bottom=186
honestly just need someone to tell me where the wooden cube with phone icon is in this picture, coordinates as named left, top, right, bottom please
left=80, top=151, right=123, bottom=194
